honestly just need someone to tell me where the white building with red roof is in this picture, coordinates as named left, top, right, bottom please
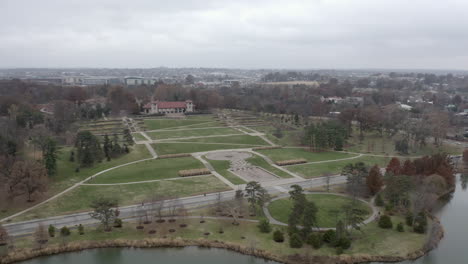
left=143, top=100, right=194, bottom=114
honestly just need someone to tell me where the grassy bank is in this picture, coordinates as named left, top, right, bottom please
left=267, top=193, right=372, bottom=228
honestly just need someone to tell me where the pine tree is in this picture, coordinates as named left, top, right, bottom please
left=111, top=134, right=122, bottom=157
left=103, top=134, right=111, bottom=161
left=42, top=138, right=57, bottom=176
left=123, top=128, right=134, bottom=146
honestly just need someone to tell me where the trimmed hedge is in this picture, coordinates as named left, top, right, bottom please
left=275, top=159, right=307, bottom=166
left=178, top=168, right=211, bottom=177
left=158, top=153, right=191, bottom=159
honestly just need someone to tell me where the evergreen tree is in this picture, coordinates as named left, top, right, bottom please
left=75, top=131, right=103, bottom=167
left=257, top=219, right=272, bottom=233
left=103, top=134, right=111, bottom=161
left=273, top=230, right=284, bottom=242
left=48, top=225, right=55, bottom=237
left=42, top=138, right=57, bottom=176
left=289, top=233, right=303, bottom=248
left=334, top=136, right=344, bottom=151
left=378, top=215, right=393, bottom=229
left=302, top=201, right=318, bottom=238
left=111, top=134, right=122, bottom=157
left=123, top=128, right=134, bottom=146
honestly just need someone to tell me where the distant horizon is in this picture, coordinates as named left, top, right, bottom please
left=1, top=66, right=467, bottom=74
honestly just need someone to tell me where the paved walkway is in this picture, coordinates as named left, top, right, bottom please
left=82, top=174, right=211, bottom=186
left=262, top=192, right=379, bottom=231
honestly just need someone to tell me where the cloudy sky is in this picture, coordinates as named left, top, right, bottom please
left=1, top=0, right=468, bottom=69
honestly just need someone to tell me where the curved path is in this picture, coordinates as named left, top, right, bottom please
left=262, top=192, right=379, bottom=231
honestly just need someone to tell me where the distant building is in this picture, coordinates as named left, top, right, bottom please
left=143, top=100, right=194, bottom=114
left=125, top=77, right=156, bottom=86
left=320, top=96, right=343, bottom=103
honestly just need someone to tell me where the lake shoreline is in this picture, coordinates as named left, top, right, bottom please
left=0, top=227, right=444, bottom=264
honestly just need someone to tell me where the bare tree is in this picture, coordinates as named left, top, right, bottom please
left=34, top=223, right=48, bottom=249
left=0, top=224, right=9, bottom=246
left=8, top=160, right=48, bottom=202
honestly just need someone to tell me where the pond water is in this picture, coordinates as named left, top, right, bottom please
left=373, top=175, right=468, bottom=264
left=19, top=246, right=280, bottom=264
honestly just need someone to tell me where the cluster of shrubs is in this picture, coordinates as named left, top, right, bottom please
left=178, top=168, right=211, bottom=177
left=275, top=159, right=307, bottom=166
left=378, top=213, right=427, bottom=233
left=48, top=224, right=85, bottom=238
left=270, top=228, right=351, bottom=254
left=158, top=153, right=191, bottom=159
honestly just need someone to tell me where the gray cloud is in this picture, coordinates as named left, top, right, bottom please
left=1, top=0, right=468, bottom=69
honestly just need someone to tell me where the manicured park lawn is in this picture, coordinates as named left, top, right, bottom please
left=13, top=176, right=230, bottom=222
left=246, top=155, right=292, bottom=178
left=175, top=135, right=269, bottom=145
left=153, top=142, right=256, bottom=155
left=204, top=158, right=246, bottom=185
left=89, top=157, right=206, bottom=184
left=285, top=156, right=391, bottom=178
left=50, top=144, right=152, bottom=194
left=147, top=127, right=240, bottom=140
left=144, top=119, right=212, bottom=130
left=267, top=193, right=372, bottom=228
left=132, top=133, right=147, bottom=141
left=346, top=130, right=463, bottom=156
left=257, top=148, right=358, bottom=162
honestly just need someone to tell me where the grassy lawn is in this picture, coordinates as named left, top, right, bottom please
left=11, top=217, right=425, bottom=259
left=257, top=148, right=358, bottom=162
left=147, top=127, right=240, bottom=140
left=49, top=144, right=152, bottom=194
left=285, top=155, right=391, bottom=178
left=344, top=215, right=426, bottom=256
left=144, top=119, right=213, bottom=130
left=346, top=130, right=463, bottom=156
left=204, top=158, right=246, bottom=185
left=89, top=157, right=206, bottom=184
left=175, top=135, right=269, bottom=145
left=132, top=133, right=147, bottom=141
left=153, top=143, right=255, bottom=155
left=252, top=126, right=302, bottom=146
left=13, top=176, right=230, bottom=222
left=267, top=193, right=372, bottom=228
left=246, top=155, right=292, bottom=178
left=0, top=145, right=151, bottom=220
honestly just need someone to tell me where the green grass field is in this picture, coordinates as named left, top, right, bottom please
left=204, top=158, right=246, bottom=185
left=346, top=130, right=463, bottom=156
left=13, top=176, right=230, bottom=222
left=154, top=142, right=257, bottom=155
left=49, top=144, right=152, bottom=194
left=267, top=193, right=372, bottom=228
left=147, top=127, right=240, bottom=140
left=89, top=157, right=206, bottom=184
left=144, top=119, right=211, bottom=130
left=175, top=135, right=269, bottom=145
left=246, top=155, right=292, bottom=178
left=132, top=133, right=147, bottom=141
left=285, top=155, right=391, bottom=178
left=257, top=148, right=358, bottom=162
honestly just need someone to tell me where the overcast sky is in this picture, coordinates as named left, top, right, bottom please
left=1, top=0, right=468, bottom=69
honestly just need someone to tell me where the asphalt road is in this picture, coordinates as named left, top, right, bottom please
left=4, top=175, right=346, bottom=237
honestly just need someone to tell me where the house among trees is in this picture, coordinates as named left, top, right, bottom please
left=143, top=100, right=194, bottom=114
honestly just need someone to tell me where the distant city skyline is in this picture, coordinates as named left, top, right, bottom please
left=2, top=0, right=468, bottom=70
